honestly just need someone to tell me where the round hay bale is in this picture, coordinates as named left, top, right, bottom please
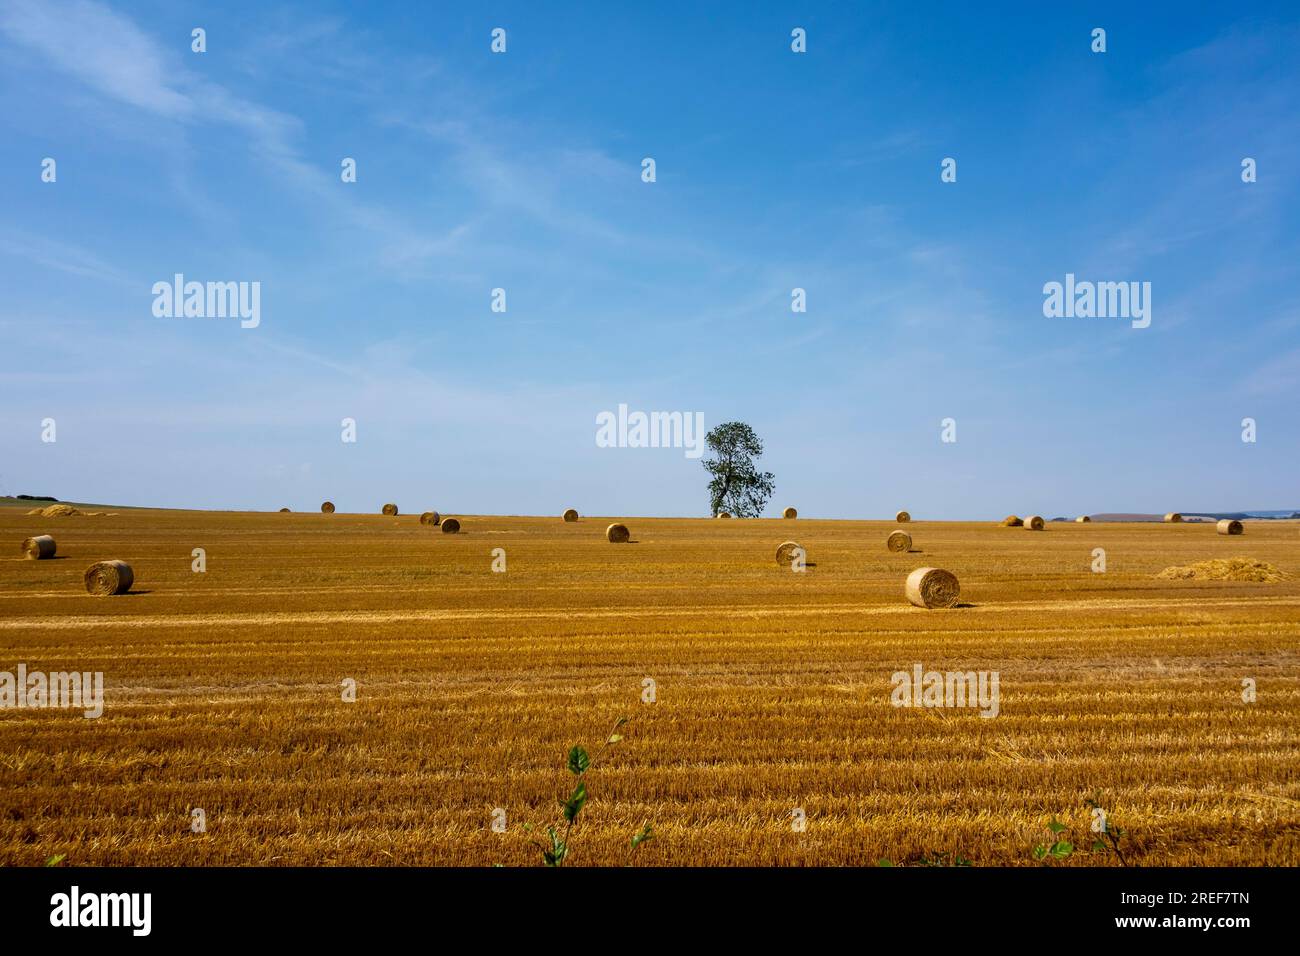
left=321, top=501, right=336, bottom=514
left=382, top=503, right=399, bottom=516
left=22, top=535, right=56, bottom=559
left=716, top=512, right=731, bottom=519
left=775, top=540, right=803, bottom=567
left=606, top=522, right=630, bottom=543
left=895, top=510, right=911, bottom=523
left=279, top=508, right=290, bottom=513
left=1075, top=515, right=1091, bottom=523
left=1164, top=512, right=1183, bottom=523
left=783, top=507, right=797, bottom=519
left=1001, top=515, right=1023, bottom=527
left=1024, top=515, right=1045, bottom=531
left=420, top=511, right=442, bottom=526
left=905, top=567, right=961, bottom=609
left=441, top=517, right=461, bottom=534
left=886, top=530, right=912, bottom=553
left=1217, top=519, right=1244, bottom=535
left=562, top=508, right=579, bottom=522
left=84, top=560, right=133, bottom=596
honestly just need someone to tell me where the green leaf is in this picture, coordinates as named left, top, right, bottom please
left=44, top=854, right=66, bottom=867
left=567, top=745, right=590, bottom=776
left=877, top=859, right=895, bottom=867
left=631, top=823, right=653, bottom=850
left=606, top=734, right=623, bottom=744
left=1050, top=841, right=1073, bottom=858
left=1031, top=846, right=1047, bottom=860
left=562, top=781, right=588, bottom=822
left=1046, top=818, right=1068, bottom=835
left=1091, top=841, right=1107, bottom=852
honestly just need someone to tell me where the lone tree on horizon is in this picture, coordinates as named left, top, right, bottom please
left=703, top=421, right=775, bottom=518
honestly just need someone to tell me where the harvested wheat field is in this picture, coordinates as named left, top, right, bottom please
left=1, top=502, right=1297, bottom=867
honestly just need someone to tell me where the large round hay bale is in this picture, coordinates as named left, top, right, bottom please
left=905, top=567, right=961, bottom=609
left=420, top=511, right=442, bottom=526
left=886, top=530, right=912, bottom=553
left=1024, top=515, right=1045, bottom=531
left=440, top=517, right=461, bottom=534
left=716, top=512, right=731, bottom=519
left=1216, top=519, right=1244, bottom=535
left=562, top=509, right=579, bottom=522
left=321, top=501, right=336, bottom=514
left=22, top=535, right=56, bottom=559
left=84, top=560, right=133, bottom=596
left=382, top=503, right=399, bottom=516
left=775, top=540, right=803, bottom=566
left=895, top=510, right=911, bottom=523
left=1001, top=515, right=1023, bottom=527
left=606, top=522, right=630, bottom=543
left=1164, top=512, right=1183, bottom=523
left=1075, top=515, right=1091, bottom=523
left=783, top=507, right=797, bottom=519
left=279, top=507, right=290, bottom=513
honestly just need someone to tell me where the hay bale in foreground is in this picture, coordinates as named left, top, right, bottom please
left=420, top=511, right=442, bottom=526
left=321, top=501, right=336, bottom=514
left=562, top=509, right=579, bottom=522
left=1001, top=515, right=1023, bottom=527
left=783, top=507, right=797, bottom=519
left=1075, top=515, right=1091, bottom=523
left=886, top=530, right=912, bottom=553
left=895, top=510, right=911, bottom=523
left=1217, top=519, right=1244, bottom=535
left=905, top=567, right=961, bottom=609
left=440, top=517, right=461, bottom=534
left=775, top=540, right=803, bottom=567
left=1024, top=515, right=1045, bottom=531
left=1164, top=512, right=1183, bottom=523
left=606, top=522, right=630, bottom=543
left=382, top=503, right=399, bottom=516
left=85, top=560, right=133, bottom=596
left=22, top=535, right=56, bottom=559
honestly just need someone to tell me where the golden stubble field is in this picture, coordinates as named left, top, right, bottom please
left=1, top=502, right=1297, bottom=866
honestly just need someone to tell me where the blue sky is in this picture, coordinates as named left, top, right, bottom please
left=1, top=0, right=1297, bottom=518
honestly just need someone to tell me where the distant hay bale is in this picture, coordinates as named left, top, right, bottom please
left=1164, top=512, right=1183, bottom=523
left=1024, top=515, right=1045, bottom=531
left=716, top=512, right=731, bottom=519
left=34, top=504, right=82, bottom=517
left=420, top=511, right=442, bottom=526
left=886, top=530, right=912, bottom=553
left=905, top=567, right=961, bottom=609
left=1217, top=519, right=1244, bottom=535
left=562, top=509, right=579, bottom=522
left=606, top=522, right=630, bottom=543
left=84, top=560, right=133, bottom=596
left=321, top=501, right=335, bottom=514
left=1075, top=515, right=1091, bottom=523
left=382, top=503, right=399, bottom=516
left=279, top=508, right=290, bottom=513
left=440, top=517, right=461, bottom=534
left=783, top=507, right=797, bottom=519
left=775, top=540, right=803, bottom=567
left=1001, top=515, right=1023, bottom=527
left=22, top=535, right=56, bottom=559
left=895, top=511, right=911, bottom=523
left=1157, top=557, right=1280, bottom=583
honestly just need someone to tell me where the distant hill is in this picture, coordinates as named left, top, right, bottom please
left=1091, top=511, right=1300, bottom=522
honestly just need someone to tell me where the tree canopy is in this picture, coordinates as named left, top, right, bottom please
left=702, top=421, right=775, bottom=518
